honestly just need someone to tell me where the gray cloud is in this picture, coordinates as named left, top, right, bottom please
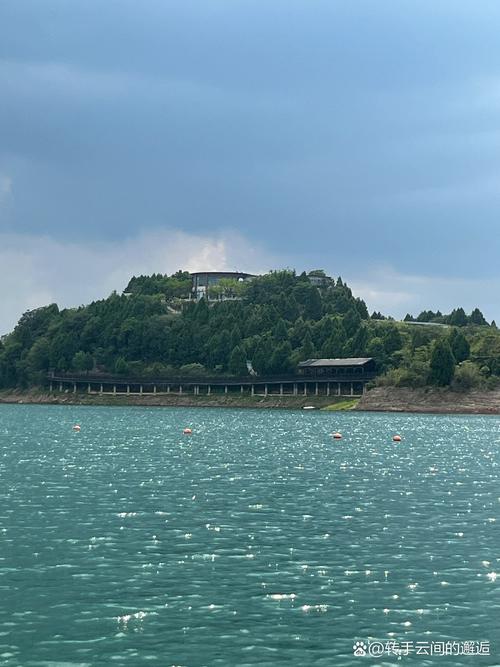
left=1, top=228, right=498, bottom=336
left=1, top=1, right=500, bottom=315
left=0, top=229, right=281, bottom=335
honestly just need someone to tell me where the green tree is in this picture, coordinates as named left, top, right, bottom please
left=321, top=326, right=347, bottom=358
left=366, top=336, right=387, bottom=370
left=27, top=338, right=51, bottom=372
left=299, top=331, right=315, bottom=360
left=207, top=330, right=232, bottom=370
left=194, top=298, right=210, bottom=324
left=280, top=295, right=300, bottom=321
left=71, top=350, right=94, bottom=373
left=349, top=324, right=369, bottom=357
left=429, top=338, right=455, bottom=386
left=469, top=308, right=487, bottom=326
left=229, top=346, right=247, bottom=376
left=303, top=287, right=323, bottom=320
left=230, top=325, right=242, bottom=351
left=252, top=336, right=275, bottom=375
left=448, top=307, right=468, bottom=327
left=382, top=324, right=403, bottom=354
left=354, top=297, right=369, bottom=319
left=269, top=341, right=293, bottom=374
left=273, top=319, right=288, bottom=342
left=343, top=308, right=361, bottom=337
left=448, top=329, right=470, bottom=363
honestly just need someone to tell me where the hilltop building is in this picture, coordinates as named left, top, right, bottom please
left=191, top=271, right=255, bottom=300
left=306, top=270, right=334, bottom=287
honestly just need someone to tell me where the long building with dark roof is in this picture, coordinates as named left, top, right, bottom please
left=298, top=357, right=375, bottom=377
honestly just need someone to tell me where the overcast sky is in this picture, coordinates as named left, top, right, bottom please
left=1, top=1, right=500, bottom=333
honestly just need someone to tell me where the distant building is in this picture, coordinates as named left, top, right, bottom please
left=298, top=358, right=375, bottom=378
left=190, top=271, right=255, bottom=301
left=307, top=271, right=333, bottom=287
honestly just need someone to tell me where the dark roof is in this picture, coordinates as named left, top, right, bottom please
left=190, top=271, right=255, bottom=278
left=298, top=357, right=373, bottom=368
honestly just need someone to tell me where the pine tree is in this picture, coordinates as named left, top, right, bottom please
left=270, top=341, right=293, bottom=374
left=448, top=307, right=468, bottom=327
left=303, top=287, right=323, bottom=320
left=252, top=336, right=275, bottom=375
left=300, top=331, right=315, bottom=360
left=469, top=307, right=487, bottom=326
left=343, top=308, right=361, bottom=337
left=350, top=325, right=369, bottom=356
left=429, top=338, right=455, bottom=385
left=281, top=294, right=300, bottom=322
left=273, top=319, right=288, bottom=342
left=230, top=325, right=242, bottom=351
left=448, top=329, right=470, bottom=363
left=320, top=322, right=347, bottom=358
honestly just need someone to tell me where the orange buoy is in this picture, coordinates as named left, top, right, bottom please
left=72, top=424, right=81, bottom=431
left=393, top=435, right=402, bottom=442
left=333, top=432, right=342, bottom=440
left=183, top=428, right=192, bottom=435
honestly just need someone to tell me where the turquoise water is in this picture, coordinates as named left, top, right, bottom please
left=1, top=405, right=500, bottom=666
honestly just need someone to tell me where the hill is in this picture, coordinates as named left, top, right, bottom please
left=0, top=269, right=499, bottom=392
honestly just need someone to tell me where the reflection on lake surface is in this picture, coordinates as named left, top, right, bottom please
left=0, top=405, right=499, bottom=666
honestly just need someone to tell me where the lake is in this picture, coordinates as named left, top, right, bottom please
left=0, top=405, right=499, bottom=666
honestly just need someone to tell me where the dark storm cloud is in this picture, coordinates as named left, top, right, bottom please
left=1, top=0, right=500, bottom=330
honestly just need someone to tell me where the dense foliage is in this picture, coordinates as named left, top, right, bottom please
left=0, top=269, right=499, bottom=391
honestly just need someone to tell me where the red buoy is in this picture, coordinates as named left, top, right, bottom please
left=393, top=435, right=402, bottom=442
left=333, top=432, right=342, bottom=440
left=183, top=428, right=192, bottom=435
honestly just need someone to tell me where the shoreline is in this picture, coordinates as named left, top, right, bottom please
left=1, top=386, right=500, bottom=414
left=0, top=389, right=353, bottom=411
left=355, top=386, right=500, bottom=415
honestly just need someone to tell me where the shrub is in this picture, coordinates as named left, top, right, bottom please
left=451, top=361, right=483, bottom=391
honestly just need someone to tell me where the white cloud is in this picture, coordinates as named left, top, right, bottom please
left=0, top=229, right=280, bottom=335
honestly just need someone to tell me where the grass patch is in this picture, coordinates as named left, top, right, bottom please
left=321, top=399, right=359, bottom=411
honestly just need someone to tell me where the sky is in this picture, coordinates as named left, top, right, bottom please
left=1, top=1, right=500, bottom=333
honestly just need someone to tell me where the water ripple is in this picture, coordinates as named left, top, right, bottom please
left=0, top=406, right=499, bottom=665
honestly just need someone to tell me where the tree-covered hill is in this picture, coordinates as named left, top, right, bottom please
left=0, top=269, right=499, bottom=391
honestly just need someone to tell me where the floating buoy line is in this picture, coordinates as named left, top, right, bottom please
left=72, top=422, right=402, bottom=442
left=330, top=431, right=404, bottom=442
